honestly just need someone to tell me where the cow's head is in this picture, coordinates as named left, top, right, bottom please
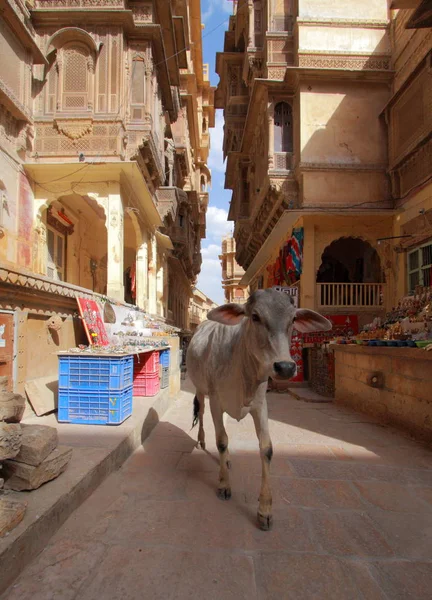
left=207, top=289, right=332, bottom=380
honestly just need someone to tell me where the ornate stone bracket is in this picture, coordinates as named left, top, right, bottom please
left=54, top=118, right=93, bottom=141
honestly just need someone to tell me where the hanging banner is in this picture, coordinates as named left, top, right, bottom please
left=77, top=298, right=110, bottom=346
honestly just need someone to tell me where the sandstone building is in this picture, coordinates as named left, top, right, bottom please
left=0, top=0, right=214, bottom=391
left=188, top=286, right=217, bottom=332
left=216, top=0, right=431, bottom=327
left=219, top=235, right=249, bottom=304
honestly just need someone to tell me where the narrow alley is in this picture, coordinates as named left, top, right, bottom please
left=2, top=381, right=432, bottom=600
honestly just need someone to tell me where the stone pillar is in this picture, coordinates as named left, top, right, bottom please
left=135, top=232, right=148, bottom=311
left=301, top=219, right=316, bottom=310
left=163, top=255, right=169, bottom=319
left=248, top=0, right=255, bottom=47
left=147, top=232, right=157, bottom=314
left=106, top=182, right=124, bottom=301
left=156, top=251, right=164, bottom=317
left=268, top=103, right=275, bottom=170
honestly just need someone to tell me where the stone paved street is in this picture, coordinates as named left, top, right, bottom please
left=2, top=380, right=432, bottom=600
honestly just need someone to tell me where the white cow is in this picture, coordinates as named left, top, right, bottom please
left=186, top=289, right=331, bottom=530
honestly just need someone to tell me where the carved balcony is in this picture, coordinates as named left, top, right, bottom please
left=170, top=224, right=188, bottom=246
left=34, top=0, right=126, bottom=8
left=156, top=187, right=188, bottom=224
left=140, top=129, right=164, bottom=187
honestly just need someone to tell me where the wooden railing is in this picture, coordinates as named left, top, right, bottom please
left=317, top=283, right=385, bottom=309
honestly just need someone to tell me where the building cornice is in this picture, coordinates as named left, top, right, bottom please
left=297, top=18, right=389, bottom=29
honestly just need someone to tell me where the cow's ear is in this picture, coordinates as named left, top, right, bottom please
left=207, top=304, right=246, bottom=326
left=293, top=309, right=332, bottom=333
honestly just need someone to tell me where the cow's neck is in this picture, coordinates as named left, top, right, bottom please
left=237, top=324, right=267, bottom=405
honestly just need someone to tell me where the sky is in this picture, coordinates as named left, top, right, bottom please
left=195, top=0, right=235, bottom=305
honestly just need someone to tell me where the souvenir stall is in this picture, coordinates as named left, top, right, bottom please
left=57, top=297, right=179, bottom=426
left=332, top=286, right=432, bottom=441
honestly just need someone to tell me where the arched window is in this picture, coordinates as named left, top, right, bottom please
left=274, top=102, right=293, bottom=152
left=61, top=44, right=91, bottom=111
left=200, top=175, right=206, bottom=192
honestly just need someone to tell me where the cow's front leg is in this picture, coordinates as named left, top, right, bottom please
left=210, top=400, right=231, bottom=500
left=251, top=400, right=273, bottom=530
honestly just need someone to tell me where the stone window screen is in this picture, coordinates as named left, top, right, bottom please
left=131, top=58, right=146, bottom=121
left=61, top=44, right=91, bottom=111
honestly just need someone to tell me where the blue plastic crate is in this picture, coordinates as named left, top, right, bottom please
left=58, top=355, right=133, bottom=391
left=159, top=349, right=170, bottom=368
left=58, top=386, right=133, bottom=425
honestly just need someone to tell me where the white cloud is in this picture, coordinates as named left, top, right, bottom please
left=205, top=206, right=233, bottom=241
left=208, top=110, right=226, bottom=173
left=197, top=243, right=224, bottom=304
left=202, top=0, right=233, bottom=22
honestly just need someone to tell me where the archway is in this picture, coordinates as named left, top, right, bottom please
left=316, top=237, right=384, bottom=307
left=317, top=237, right=383, bottom=284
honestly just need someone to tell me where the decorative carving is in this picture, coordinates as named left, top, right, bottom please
left=298, top=53, right=391, bottom=71
left=132, top=3, right=153, bottom=23
left=54, top=118, right=93, bottom=140
left=267, top=67, right=286, bottom=80
left=297, top=18, right=388, bottom=28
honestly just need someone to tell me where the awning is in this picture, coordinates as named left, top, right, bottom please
left=156, top=231, right=174, bottom=251
left=24, top=161, right=163, bottom=228
left=239, top=208, right=397, bottom=286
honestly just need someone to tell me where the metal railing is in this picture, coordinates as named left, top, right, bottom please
left=317, top=283, right=385, bottom=309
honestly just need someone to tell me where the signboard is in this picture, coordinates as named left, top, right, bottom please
left=77, top=298, right=110, bottom=346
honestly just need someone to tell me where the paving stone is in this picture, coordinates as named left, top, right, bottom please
left=368, top=511, right=432, bottom=559
left=254, top=553, right=387, bottom=600
left=309, top=510, right=394, bottom=557
left=370, top=560, right=432, bottom=600
left=354, top=481, right=432, bottom=512
left=78, top=546, right=257, bottom=600
left=3, top=446, right=72, bottom=491
left=13, top=424, right=58, bottom=466
left=4, top=539, right=107, bottom=600
left=0, top=496, right=27, bottom=537
left=290, top=458, right=412, bottom=483
left=277, top=478, right=365, bottom=509
left=0, top=423, right=22, bottom=460
left=0, top=392, right=25, bottom=423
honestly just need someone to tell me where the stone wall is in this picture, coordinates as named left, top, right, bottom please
left=334, top=345, right=432, bottom=443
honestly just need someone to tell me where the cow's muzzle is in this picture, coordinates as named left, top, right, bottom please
left=273, top=361, right=296, bottom=380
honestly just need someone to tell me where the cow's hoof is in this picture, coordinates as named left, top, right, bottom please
left=199, top=441, right=206, bottom=450
left=217, top=487, right=232, bottom=500
left=226, top=460, right=232, bottom=470
left=257, top=512, right=273, bottom=531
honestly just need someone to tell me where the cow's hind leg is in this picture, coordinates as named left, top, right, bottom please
left=210, top=400, right=231, bottom=500
left=251, top=402, right=273, bottom=530
left=192, top=393, right=206, bottom=450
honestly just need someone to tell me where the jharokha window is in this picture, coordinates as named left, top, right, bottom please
left=274, top=101, right=293, bottom=153
left=61, top=44, right=91, bottom=111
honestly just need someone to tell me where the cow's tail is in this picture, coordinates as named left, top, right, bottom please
left=192, top=395, right=200, bottom=429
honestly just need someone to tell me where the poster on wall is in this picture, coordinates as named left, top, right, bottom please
left=77, top=298, right=110, bottom=346
left=290, top=332, right=304, bottom=383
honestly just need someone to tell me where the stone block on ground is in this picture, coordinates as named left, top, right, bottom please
left=13, top=424, right=58, bottom=466
left=0, top=495, right=27, bottom=537
left=3, top=446, right=73, bottom=491
left=0, top=423, right=22, bottom=460
left=0, top=392, right=26, bottom=423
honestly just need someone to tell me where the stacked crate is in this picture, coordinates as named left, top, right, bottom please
left=133, top=351, right=160, bottom=397
left=58, top=355, right=134, bottom=425
left=159, top=349, right=170, bottom=389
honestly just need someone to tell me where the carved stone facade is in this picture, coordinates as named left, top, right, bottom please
left=219, top=236, right=249, bottom=304
left=0, top=0, right=214, bottom=340
left=189, top=287, right=217, bottom=332
left=217, top=0, right=431, bottom=318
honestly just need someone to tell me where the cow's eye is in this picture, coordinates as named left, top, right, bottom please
left=251, top=313, right=261, bottom=323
